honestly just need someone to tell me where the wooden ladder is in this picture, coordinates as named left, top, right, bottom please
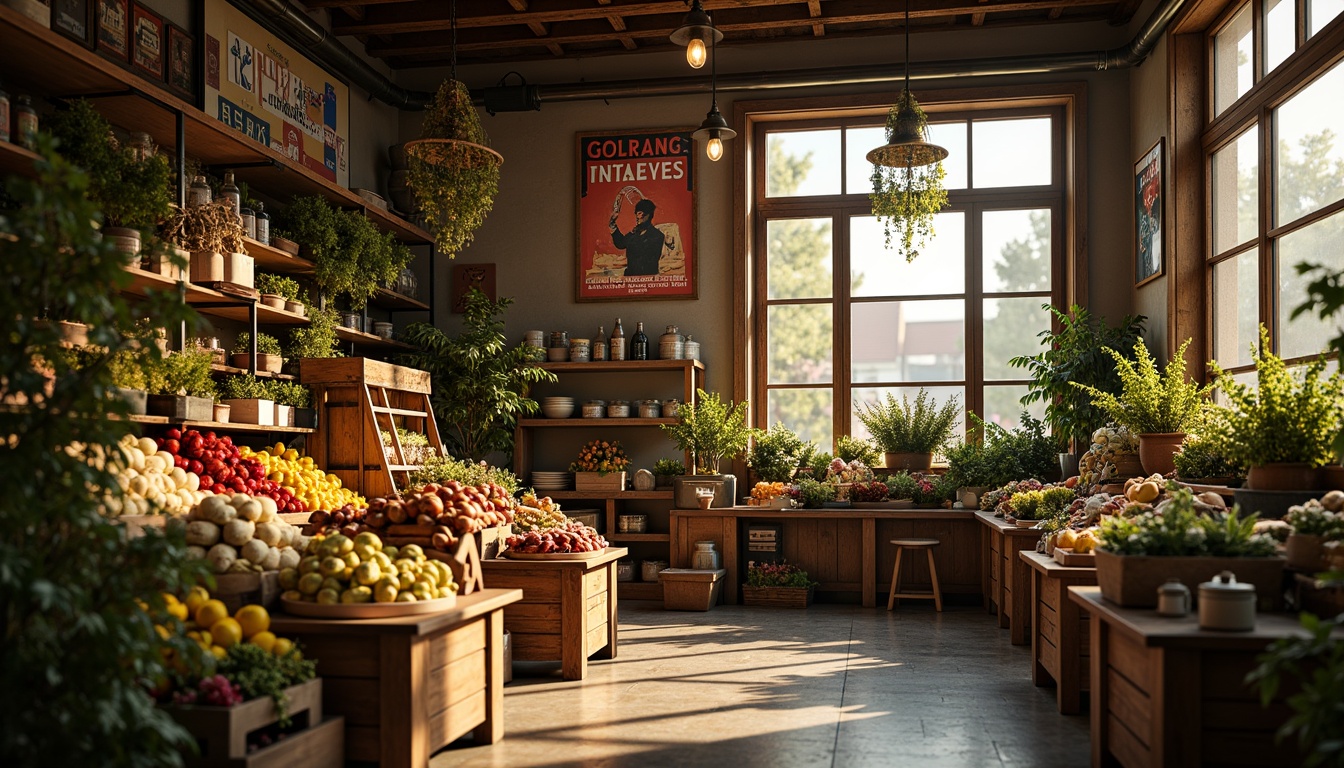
left=363, top=383, right=446, bottom=497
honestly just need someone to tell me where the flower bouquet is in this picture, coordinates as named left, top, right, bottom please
left=569, top=439, right=631, bottom=492
left=743, top=561, right=817, bottom=608
left=825, top=457, right=873, bottom=500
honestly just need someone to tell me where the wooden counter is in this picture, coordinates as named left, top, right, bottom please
left=481, top=547, right=627, bottom=681
left=669, top=507, right=981, bottom=608
left=1068, top=586, right=1330, bottom=767
left=1022, top=551, right=1096, bottom=715
left=270, top=588, right=521, bottom=768
left=977, top=511, right=1042, bottom=644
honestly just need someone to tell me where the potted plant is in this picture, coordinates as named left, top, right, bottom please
left=742, top=561, right=817, bottom=608
left=232, top=332, right=284, bottom=375
left=219, top=374, right=274, bottom=426
left=1010, top=304, right=1147, bottom=477
left=1094, top=483, right=1284, bottom=609
left=652, top=458, right=685, bottom=489
left=255, top=273, right=302, bottom=314
left=836, top=434, right=881, bottom=467
left=284, top=197, right=414, bottom=312
left=943, top=440, right=992, bottom=507
left=268, top=381, right=315, bottom=429
left=823, top=457, right=873, bottom=500
left=159, top=201, right=247, bottom=286
left=568, top=439, right=631, bottom=492
left=106, top=348, right=150, bottom=415
left=1282, top=496, right=1344, bottom=570
left=854, top=388, right=960, bottom=471
left=868, top=90, right=949, bottom=263
left=1005, top=486, right=1075, bottom=526
left=1172, top=415, right=1247, bottom=486
left=883, top=472, right=918, bottom=509
left=285, top=304, right=343, bottom=376
left=748, top=423, right=805, bottom=484
left=213, top=393, right=231, bottom=423
left=661, top=388, right=754, bottom=509
left=1212, top=326, right=1344, bottom=491
left=145, top=347, right=216, bottom=421
left=790, top=477, right=836, bottom=509
left=1072, top=337, right=1213, bottom=477
left=269, top=228, right=301, bottom=257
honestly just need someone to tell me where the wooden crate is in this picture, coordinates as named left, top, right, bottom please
left=214, top=571, right=281, bottom=613
left=167, top=679, right=323, bottom=765
left=574, top=471, right=626, bottom=493
left=742, top=585, right=814, bottom=608
left=661, top=568, right=725, bottom=611
left=219, top=717, right=343, bottom=768
left=1094, top=550, right=1286, bottom=610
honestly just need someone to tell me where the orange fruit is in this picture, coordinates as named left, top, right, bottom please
left=248, top=631, right=277, bottom=653
left=209, top=617, right=243, bottom=648
left=183, top=586, right=210, bottom=616
left=195, top=599, right=228, bottom=630
left=234, top=605, right=270, bottom=639
left=271, top=637, right=295, bottom=658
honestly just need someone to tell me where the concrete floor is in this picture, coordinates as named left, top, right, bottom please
left=439, top=601, right=1091, bottom=768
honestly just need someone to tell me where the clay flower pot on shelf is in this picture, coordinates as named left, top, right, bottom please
left=1247, top=463, right=1321, bottom=491
left=1285, top=534, right=1324, bottom=571
left=213, top=403, right=231, bottom=423
left=260, top=293, right=286, bottom=310
left=883, top=452, right=933, bottom=472
left=103, top=226, right=141, bottom=256
left=1138, top=432, right=1185, bottom=476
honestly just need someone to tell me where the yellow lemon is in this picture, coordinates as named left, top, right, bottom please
left=272, top=637, right=295, bottom=658
left=195, top=599, right=229, bottom=630
left=183, top=586, right=210, bottom=616
left=210, top=645, right=227, bottom=660
left=210, top=617, right=243, bottom=648
left=249, top=631, right=277, bottom=653
left=283, top=449, right=299, bottom=461
left=234, top=604, right=270, bottom=639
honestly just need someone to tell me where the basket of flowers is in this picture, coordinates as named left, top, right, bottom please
left=742, top=561, right=818, bottom=608
left=569, top=439, right=631, bottom=492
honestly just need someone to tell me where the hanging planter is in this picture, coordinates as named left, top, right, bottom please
left=869, top=90, right=948, bottom=263
left=405, top=80, right=503, bottom=257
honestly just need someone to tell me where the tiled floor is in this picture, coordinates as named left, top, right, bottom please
left=439, top=602, right=1090, bottom=767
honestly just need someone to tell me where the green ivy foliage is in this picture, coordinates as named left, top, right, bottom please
left=1072, top=337, right=1213, bottom=435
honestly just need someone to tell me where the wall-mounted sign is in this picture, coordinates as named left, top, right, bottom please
left=203, top=0, right=349, bottom=186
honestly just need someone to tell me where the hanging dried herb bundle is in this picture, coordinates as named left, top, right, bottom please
left=159, top=201, right=246, bottom=254
left=869, top=91, right=949, bottom=263
left=407, top=80, right=502, bottom=257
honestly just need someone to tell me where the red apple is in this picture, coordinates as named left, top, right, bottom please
left=198, top=475, right=213, bottom=488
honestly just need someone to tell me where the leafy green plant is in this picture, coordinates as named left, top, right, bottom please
left=855, top=388, right=960, bottom=455
left=868, top=90, right=948, bottom=263
left=405, top=455, right=520, bottom=494
left=1008, top=490, right=1044, bottom=520
left=978, top=412, right=1059, bottom=487
left=1211, top=326, right=1344, bottom=468
left=1246, top=611, right=1344, bottom=767
left=1097, top=485, right=1277, bottom=556
left=219, top=374, right=270, bottom=401
left=652, top=458, right=685, bottom=477
left=836, top=434, right=880, bottom=466
left=267, top=381, right=311, bottom=409
left=146, top=347, right=216, bottom=398
left=886, top=472, right=921, bottom=501
left=279, top=196, right=341, bottom=264
left=791, top=477, right=836, bottom=508
left=233, top=332, right=283, bottom=357
left=408, top=80, right=501, bottom=257
left=749, top=422, right=805, bottom=483
left=107, top=348, right=150, bottom=391
left=1072, top=337, right=1212, bottom=435
left=255, top=272, right=301, bottom=301
left=1284, top=501, right=1344, bottom=539
left=399, top=289, right=556, bottom=463
left=661, top=389, right=754, bottom=475
left=1010, top=304, right=1147, bottom=451
left=746, top=561, right=816, bottom=588
left=0, top=138, right=208, bottom=766
left=216, top=642, right=316, bottom=727
left=1173, top=417, right=1247, bottom=480
left=286, top=303, right=342, bottom=360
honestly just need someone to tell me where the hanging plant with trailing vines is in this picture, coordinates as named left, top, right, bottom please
left=869, top=91, right=949, bottom=263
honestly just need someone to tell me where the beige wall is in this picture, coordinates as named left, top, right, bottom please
left=1129, top=16, right=1172, bottom=359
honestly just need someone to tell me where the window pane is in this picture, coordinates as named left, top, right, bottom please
left=1212, top=250, right=1260, bottom=368
left=1265, top=0, right=1295, bottom=74
left=845, top=123, right=967, bottom=194
left=983, top=298, right=1051, bottom=380
left=851, top=212, right=966, bottom=297
left=1211, top=127, right=1259, bottom=254
left=852, top=386, right=966, bottom=448
left=982, top=385, right=1047, bottom=431
left=851, top=300, right=965, bottom=383
left=1214, top=4, right=1254, bottom=115
left=1310, top=0, right=1344, bottom=34
left=768, top=304, right=833, bottom=385
left=1277, top=208, right=1344, bottom=359
left=767, top=218, right=833, bottom=299
left=1214, top=370, right=1259, bottom=407
left=971, top=118, right=1052, bottom=188
left=767, top=388, right=833, bottom=447
left=1275, top=60, right=1344, bottom=224
left=983, top=209, right=1052, bottom=293
left=766, top=130, right=842, bottom=197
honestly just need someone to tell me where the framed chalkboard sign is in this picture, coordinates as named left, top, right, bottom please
left=52, top=0, right=95, bottom=48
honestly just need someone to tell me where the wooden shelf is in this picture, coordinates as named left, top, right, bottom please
left=544, top=490, right=674, bottom=500
left=518, top=417, right=677, bottom=427
left=371, top=286, right=430, bottom=311
left=619, top=582, right=664, bottom=601
left=209, top=363, right=296, bottom=380
left=385, top=464, right=425, bottom=472
left=123, top=414, right=170, bottom=424
left=0, top=139, right=40, bottom=180
left=334, top=326, right=415, bottom=351
left=537, top=359, right=705, bottom=374
left=198, top=301, right=311, bottom=327
left=372, top=405, right=429, bottom=418
left=244, top=237, right=315, bottom=274
left=177, top=420, right=315, bottom=434
left=606, top=534, right=671, bottom=542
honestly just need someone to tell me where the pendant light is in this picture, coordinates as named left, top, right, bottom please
left=669, top=0, right=722, bottom=70
left=692, top=26, right=734, bottom=161
left=865, top=0, right=948, bottom=168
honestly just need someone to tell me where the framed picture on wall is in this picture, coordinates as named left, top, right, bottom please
left=164, top=23, right=195, bottom=101
left=129, top=2, right=164, bottom=80
left=52, top=0, right=95, bottom=49
left=1134, top=138, right=1165, bottom=287
left=94, top=0, right=130, bottom=63
left=575, top=128, right=698, bottom=302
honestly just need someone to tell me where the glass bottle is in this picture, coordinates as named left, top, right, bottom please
left=240, top=207, right=256, bottom=240
left=610, top=318, right=626, bottom=361
left=631, top=322, right=649, bottom=360
left=187, top=175, right=212, bottom=207
left=0, top=83, right=11, bottom=144
left=255, top=202, right=270, bottom=244
left=592, top=325, right=608, bottom=362
left=14, top=95, right=38, bottom=151
left=220, top=172, right=242, bottom=219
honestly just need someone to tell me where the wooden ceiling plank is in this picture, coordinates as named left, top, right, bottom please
left=1108, top=0, right=1142, bottom=24
left=507, top=0, right=528, bottom=10
left=529, top=21, right=550, bottom=36
left=1048, top=6, right=1064, bottom=18
left=547, top=42, right=565, bottom=55
left=620, top=35, right=638, bottom=48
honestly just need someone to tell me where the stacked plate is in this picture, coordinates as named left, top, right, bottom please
left=540, top=396, right=575, bottom=419
left=531, top=471, right=572, bottom=491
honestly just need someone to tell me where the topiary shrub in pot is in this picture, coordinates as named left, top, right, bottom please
left=854, top=388, right=960, bottom=471
left=748, top=422, right=805, bottom=484
left=652, top=458, right=685, bottom=489
left=1172, top=408, right=1247, bottom=486
left=219, top=374, right=274, bottom=426
left=232, top=331, right=284, bottom=374
left=661, top=388, right=754, bottom=508
left=145, top=347, right=216, bottom=421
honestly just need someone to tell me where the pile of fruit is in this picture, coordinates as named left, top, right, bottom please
left=240, top=443, right=365, bottom=513
left=155, top=428, right=299, bottom=512
left=1077, top=425, right=1141, bottom=488
left=514, top=493, right=567, bottom=532
left=177, top=494, right=307, bottom=573
left=280, top=531, right=458, bottom=604
left=79, top=434, right=210, bottom=516
left=171, top=589, right=298, bottom=661
left=506, top=519, right=607, bottom=554
left=748, top=482, right=790, bottom=505
left=307, top=481, right=514, bottom=553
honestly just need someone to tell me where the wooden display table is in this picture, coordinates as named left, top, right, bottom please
left=670, top=508, right=981, bottom=608
left=977, top=511, right=1041, bottom=644
left=1022, top=551, right=1096, bottom=714
left=1068, top=586, right=1333, bottom=767
left=270, top=588, right=521, bottom=768
left=481, top=547, right=627, bottom=681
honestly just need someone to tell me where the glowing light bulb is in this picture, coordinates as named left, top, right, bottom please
left=706, top=134, right=724, bottom=162
left=686, top=37, right=707, bottom=69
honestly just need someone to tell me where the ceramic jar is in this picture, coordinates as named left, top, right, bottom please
left=659, top=325, right=685, bottom=360
left=606, top=400, right=630, bottom=418
left=641, top=560, right=668, bottom=582
left=662, top=398, right=681, bottom=417
left=582, top=400, right=606, bottom=418
left=637, top=399, right=661, bottom=418
left=568, top=338, right=591, bottom=362
left=1156, top=578, right=1190, bottom=617
left=1198, top=571, right=1256, bottom=631
left=692, top=541, right=721, bottom=570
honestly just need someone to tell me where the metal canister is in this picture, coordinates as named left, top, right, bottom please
left=240, top=208, right=256, bottom=240
left=637, top=399, right=661, bottom=418
left=607, top=400, right=630, bottom=417
left=582, top=400, right=606, bottom=418
left=568, top=338, right=591, bottom=362
left=659, top=324, right=685, bottom=360
left=14, top=95, right=38, bottom=151
left=662, top=398, right=681, bottom=417
left=683, top=334, right=701, bottom=361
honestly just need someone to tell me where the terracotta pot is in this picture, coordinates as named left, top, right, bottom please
left=1247, top=463, right=1321, bottom=491
left=285, top=300, right=305, bottom=316
left=271, top=237, right=300, bottom=256
left=1285, top=534, right=1324, bottom=571
left=1322, top=465, right=1344, bottom=491
left=1138, top=432, right=1185, bottom=477
left=213, top=403, right=231, bottom=423
left=260, top=293, right=286, bottom=310
left=1111, top=453, right=1145, bottom=481
left=884, top=452, right=933, bottom=471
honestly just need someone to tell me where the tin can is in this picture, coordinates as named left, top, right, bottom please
left=659, top=324, right=685, bottom=360
left=662, top=398, right=681, bottom=418
left=606, top=400, right=630, bottom=417
left=568, top=338, right=591, bottom=362
left=637, top=399, right=661, bottom=418
left=684, top=334, right=701, bottom=361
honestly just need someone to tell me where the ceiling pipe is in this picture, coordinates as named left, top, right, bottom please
left=234, top=0, right=1183, bottom=110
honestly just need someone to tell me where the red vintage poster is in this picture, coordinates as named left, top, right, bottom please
left=576, top=129, right=697, bottom=302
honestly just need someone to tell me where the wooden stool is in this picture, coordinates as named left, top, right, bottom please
left=887, top=538, right=943, bottom=611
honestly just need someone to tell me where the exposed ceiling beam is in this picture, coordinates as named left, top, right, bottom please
left=808, top=0, right=825, bottom=36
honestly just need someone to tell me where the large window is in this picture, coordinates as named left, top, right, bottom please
left=752, top=103, right=1067, bottom=449
left=1206, top=0, right=1344, bottom=377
